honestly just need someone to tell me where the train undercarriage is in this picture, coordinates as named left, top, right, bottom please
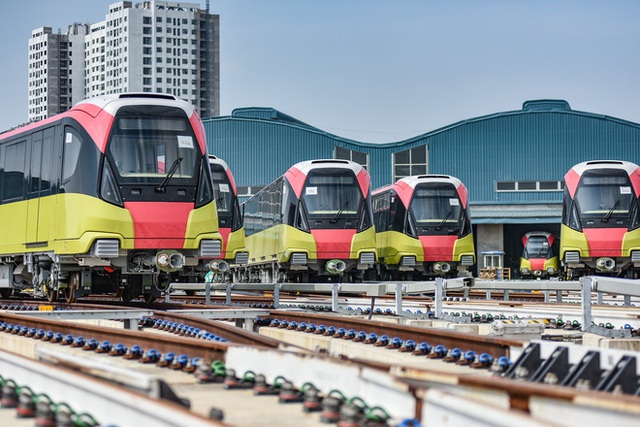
left=0, top=248, right=213, bottom=303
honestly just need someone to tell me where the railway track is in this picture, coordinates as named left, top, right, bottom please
left=1, top=292, right=640, bottom=426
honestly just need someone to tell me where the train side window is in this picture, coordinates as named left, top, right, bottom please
left=2, top=140, right=26, bottom=201
left=372, top=192, right=391, bottom=231
left=41, top=128, right=54, bottom=193
left=29, top=132, right=43, bottom=194
left=282, top=183, right=297, bottom=226
left=62, top=127, right=82, bottom=183
left=390, top=195, right=406, bottom=232
left=29, top=128, right=54, bottom=195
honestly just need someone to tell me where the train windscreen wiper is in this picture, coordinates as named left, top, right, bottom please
left=436, top=210, right=452, bottom=230
left=156, top=157, right=183, bottom=192
left=330, top=200, right=350, bottom=223
left=602, top=200, right=620, bottom=223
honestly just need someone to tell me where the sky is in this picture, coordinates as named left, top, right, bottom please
left=1, top=1, right=640, bottom=142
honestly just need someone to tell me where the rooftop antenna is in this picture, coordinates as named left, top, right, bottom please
left=206, top=0, right=210, bottom=12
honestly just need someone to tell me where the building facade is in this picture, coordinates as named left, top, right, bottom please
left=28, top=1, right=219, bottom=123
left=28, top=25, right=88, bottom=122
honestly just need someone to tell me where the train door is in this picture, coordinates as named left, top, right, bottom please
left=26, top=127, right=56, bottom=245
left=0, top=138, right=28, bottom=252
left=372, top=191, right=391, bottom=260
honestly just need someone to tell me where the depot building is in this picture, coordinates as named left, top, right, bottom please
left=202, top=100, right=640, bottom=275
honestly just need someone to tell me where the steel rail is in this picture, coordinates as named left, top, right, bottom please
left=149, top=311, right=285, bottom=348
left=0, top=311, right=229, bottom=363
left=266, top=309, right=523, bottom=358
left=0, top=350, right=221, bottom=427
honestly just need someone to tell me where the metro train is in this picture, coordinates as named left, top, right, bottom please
left=206, top=154, right=248, bottom=283
left=0, top=93, right=223, bottom=302
left=241, top=159, right=377, bottom=283
left=519, top=231, right=559, bottom=279
left=372, top=175, right=475, bottom=279
left=561, top=160, right=640, bottom=278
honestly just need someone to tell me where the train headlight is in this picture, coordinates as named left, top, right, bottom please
left=156, top=253, right=171, bottom=269
left=547, top=267, right=556, bottom=275
left=521, top=267, right=530, bottom=275
left=155, top=251, right=184, bottom=272
left=209, top=260, right=229, bottom=273
left=325, top=260, right=346, bottom=274
left=433, top=262, right=450, bottom=273
left=596, top=257, right=615, bottom=272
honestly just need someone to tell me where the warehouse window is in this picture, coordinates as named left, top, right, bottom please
left=495, top=180, right=563, bottom=192
left=334, top=146, right=368, bottom=170
left=392, top=145, right=428, bottom=182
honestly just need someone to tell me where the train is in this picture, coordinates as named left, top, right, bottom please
left=206, top=154, right=248, bottom=283
left=519, top=231, right=559, bottom=279
left=241, top=159, right=377, bottom=283
left=0, top=93, right=223, bottom=302
left=372, top=175, right=475, bottom=279
left=1, top=106, right=637, bottom=302
left=561, top=160, right=640, bottom=278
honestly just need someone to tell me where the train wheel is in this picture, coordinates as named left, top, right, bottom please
left=121, top=286, right=134, bottom=302
left=143, top=293, right=157, bottom=304
left=46, top=287, right=58, bottom=302
left=63, top=272, right=80, bottom=304
left=45, top=275, right=58, bottom=302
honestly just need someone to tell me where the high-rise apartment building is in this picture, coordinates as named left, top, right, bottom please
left=28, top=1, right=220, bottom=123
left=28, top=24, right=88, bottom=122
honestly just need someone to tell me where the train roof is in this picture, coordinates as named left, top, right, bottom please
left=288, top=159, right=366, bottom=175
left=397, top=174, right=464, bottom=189
left=75, top=92, right=197, bottom=118
left=373, top=174, right=470, bottom=208
left=1, top=93, right=200, bottom=145
left=565, top=159, right=640, bottom=198
left=208, top=154, right=237, bottom=193
left=208, top=154, right=231, bottom=171
left=523, top=231, right=554, bottom=238
left=372, top=174, right=465, bottom=195
left=284, top=159, right=370, bottom=199
left=568, top=160, right=640, bottom=176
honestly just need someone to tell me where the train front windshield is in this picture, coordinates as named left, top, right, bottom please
left=301, top=170, right=363, bottom=219
left=574, top=170, right=634, bottom=221
left=107, top=106, right=200, bottom=185
left=409, top=184, right=463, bottom=231
left=524, top=236, right=551, bottom=259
